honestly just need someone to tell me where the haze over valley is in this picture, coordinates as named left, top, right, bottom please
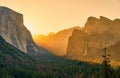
left=1, top=0, right=120, bottom=78
left=33, top=16, right=120, bottom=66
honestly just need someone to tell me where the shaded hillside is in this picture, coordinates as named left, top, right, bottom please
left=33, top=26, right=82, bottom=56
left=66, top=16, right=120, bottom=65
left=0, top=35, right=33, bottom=66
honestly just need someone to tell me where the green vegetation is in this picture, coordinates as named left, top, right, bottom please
left=0, top=36, right=120, bottom=78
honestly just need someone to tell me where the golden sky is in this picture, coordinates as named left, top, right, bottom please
left=0, top=0, right=120, bottom=35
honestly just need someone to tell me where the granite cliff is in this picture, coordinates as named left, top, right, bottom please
left=0, top=6, right=42, bottom=53
left=66, top=16, right=120, bottom=64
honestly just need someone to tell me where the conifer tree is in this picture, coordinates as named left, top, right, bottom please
left=101, top=48, right=114, bottom=78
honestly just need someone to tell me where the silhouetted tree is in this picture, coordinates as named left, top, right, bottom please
left=101, top=48, right=114, bottom=78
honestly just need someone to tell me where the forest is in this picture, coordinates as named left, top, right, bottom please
left=0, top=36, right=120, bottom=78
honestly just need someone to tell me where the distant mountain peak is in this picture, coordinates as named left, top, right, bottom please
left=87, top=16, right=99, bottom=21
left=87, top=16, right=112, bottom=22
left=84, top=16, right=114, bottom=34
left=99, top=16, right=112, bottom=23
left=100, top=16, right=111, bottom=20
left=48, top=32, right=55, bottom=36
left=73, top=26, right=82, bottom=30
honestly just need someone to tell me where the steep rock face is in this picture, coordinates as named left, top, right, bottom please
left=84, top=16, right=113, bottom=34
left=84, top=16, right=120, bottom=48
left=67, top=29, right=91, bottom=57
left=33, top=26, right=82, bottom=56
left=66, top=16, right=120, bottom=63
left=0, top=7, right=39, bottom=53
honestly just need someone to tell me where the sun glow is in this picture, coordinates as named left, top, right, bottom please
left=24, top=21, right=34, bottom=33
left=0, top=0, right=120, bottom=35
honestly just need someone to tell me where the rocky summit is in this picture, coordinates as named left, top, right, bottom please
left=66, top=16, right=120, bottom=64
left=0, top=6, right=41, bottom=53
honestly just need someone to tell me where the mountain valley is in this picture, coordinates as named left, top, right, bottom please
left=0, top=6, right=120, bottom=78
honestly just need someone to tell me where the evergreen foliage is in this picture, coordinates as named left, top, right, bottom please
left=101, top=48, right=114, bottom=78
left=0, top=36, right=120, bottom=78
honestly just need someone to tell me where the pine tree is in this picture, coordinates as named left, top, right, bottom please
left=101, top=48, right=114, bottom=78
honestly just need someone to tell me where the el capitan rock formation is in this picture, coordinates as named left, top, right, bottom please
left=0, top=6, right=41, bottom=53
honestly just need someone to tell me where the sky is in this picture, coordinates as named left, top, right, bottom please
left=0, top=0, right=120, bottom=35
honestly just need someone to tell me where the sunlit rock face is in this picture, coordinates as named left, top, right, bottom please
left=84, top=16, right=113, bottom=34
left=84, top=16, right=120, bottom=49
left=0, top=6, right=39, bottom=53
left=66, top=16, right=120, bottom=62
left=33, top=26, right=82, bottom=56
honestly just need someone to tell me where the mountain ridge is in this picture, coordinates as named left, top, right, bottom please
left=33, top=26, right=83, bottom=56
